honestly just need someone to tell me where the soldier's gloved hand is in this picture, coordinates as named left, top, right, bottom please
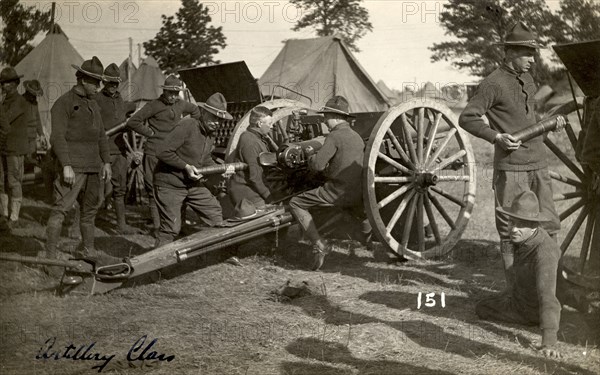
left=184, top=164, right=203, bottom=181
left=495, top=133, right=521, bottom=151
left=553, top=115, right=566, bottom=132
left=63, top=165, right=75, bottom=185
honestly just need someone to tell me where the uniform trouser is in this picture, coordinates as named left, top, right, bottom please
left=289, top=187, right=371, bottom=244
left=101, top=154, right=128, bottom=200
left=154, top=184, right=223, bottom=243
left=0, top=155, right=25, bottom=221
left=143, top=154, right=160, bottom=230
left=228, top=180, right=266, bottom=209
left=46, top=172, right=101, bottom=230
left=494, top=168, right=561, bottom=240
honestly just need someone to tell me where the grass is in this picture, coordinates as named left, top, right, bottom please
left=1, top=117, right=599, bottom=374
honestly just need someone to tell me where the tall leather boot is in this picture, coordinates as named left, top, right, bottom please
left=0, top=193, right=8, bottom=218
left=43, top=224, right=64, bottom=278
left=500, top=241, right=515, bottom=291
left=79, top=224, right=96, bottom=258
left=149, top=200, right=160, bottom=238
left=114, top=198, right=139, bottom=234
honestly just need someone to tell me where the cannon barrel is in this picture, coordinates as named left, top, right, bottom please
left=512, top=115, right=562, bottom=143
left=105, top=121, right=128, bottom=137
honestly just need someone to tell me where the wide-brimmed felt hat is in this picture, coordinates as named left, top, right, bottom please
left=160, top=75, right=183, bottom=91
left=198, top=92, right=233, bottom=120
left=72, top=56, right=104, bottom=81
left=496, top=191, right=549, bottom=222
left=318, top=95, right=355, bottom=118
left=229, top=198, right=271, bottom=222
left=0, top=67, right=24, bottom=83
left=103, top=63, right=121, bottom=83
left=496, top=22, right=543, bottom=49
left=23, top=80, right=43, bottom=96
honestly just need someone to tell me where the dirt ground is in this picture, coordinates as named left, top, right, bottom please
left=1, top=130, right=599, bottom=374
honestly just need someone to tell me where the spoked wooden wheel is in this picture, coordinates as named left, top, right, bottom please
left=364, top=98, right=476, bottom=259
left=546, top=100, right=600, bottom=290
left=122, top=131, right=146, bottom=205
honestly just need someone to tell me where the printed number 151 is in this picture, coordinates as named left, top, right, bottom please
left=417, top=292, right=446, bottom=309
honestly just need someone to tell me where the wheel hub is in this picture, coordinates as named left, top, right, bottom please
left=415, top=171, right=438, bottom=188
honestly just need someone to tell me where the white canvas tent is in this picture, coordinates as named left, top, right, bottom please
left=15, top=24, right=84, bottom=139
left=259, top=35, right=390, bottom=113
left=119, top=56, right=165, bottom=106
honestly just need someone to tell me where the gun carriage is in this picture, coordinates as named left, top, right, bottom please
left=7, top=44, right=598, bottom=294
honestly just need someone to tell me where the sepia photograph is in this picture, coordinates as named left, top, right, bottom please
left=0, top=0, right=599, bottom=373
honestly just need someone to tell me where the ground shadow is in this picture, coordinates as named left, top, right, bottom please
left=283, top=337, right=455, bottom=375
left=0, top=233, right=45, bottom=256
left=290, top=295, right=595, bottom=375
left=95, top=236, right=148, bottom=258
left=19, top=204, right=52, bottom=225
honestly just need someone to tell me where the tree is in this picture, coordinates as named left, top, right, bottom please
left=289, top=0, right=373, bottom=52
left=143, top=0, right=226, bottom=74
left=548, top=0, right=600, bottom=43
left=429, top=0, right=558, bottom=82
left=0, top=0, right=52, bottom=66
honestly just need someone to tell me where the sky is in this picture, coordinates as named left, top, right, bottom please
left=23, top=0, right=563, bottom=92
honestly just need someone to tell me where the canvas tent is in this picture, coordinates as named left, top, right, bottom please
left=377, top=80, right=400, bottom=104
left=258, top=35, right=390, bottom=113
left=119, top=56, right=165, bottom=105
left=119, top=58, right=137, bottom=83
left=15, top=24, right=84, bottom=139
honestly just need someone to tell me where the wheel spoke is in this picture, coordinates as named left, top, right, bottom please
left=378, top=152, right=412, bottom=175
left=428, top=192, right=456, bottom=229
left=417, top=108, right=425, bottom=165
left=401, top=114, right=419, bottom=166
left=423, top=193, right=442, bottom=245
left=424, top=112, right=442, bottom=164
left=386, top=189, right=416, bottom=234
left=416, top=194, right=425, bottom=252
left=378, top=183, right=414, bottom=209
left=560, top=198, right=585, bottom=221
left=561, top=205, right=589, bottom=254
left=400, top=193, right=418, bottom=249
left=436, top=175, right=470, bottom=182
left=544, top=138, right=586, bottom=181
left=375, top=176, right=413, bottom=183
left=549, top=170, right=583, bottom=188
left=430, top=186, right=466, bottom=207
left=553, top=191, right=584, bottom=201
left=579, top=208, right=596, bottom=272
left=386, top=129, right=415, bottom=170
left=432, top=150, right=466, bottom=172
left=426, top=128, right=457, bottom=170
left=564, top=122, right=579, bottom=150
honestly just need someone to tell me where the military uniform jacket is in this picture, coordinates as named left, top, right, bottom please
left=459, top=65, right=547, bottom=171
left=155, top=118, right=216, bottom=189
left=230, top=128, right=271, bottom=199
left=50, top=85, right=110, bottom=173
left=1, top=92, right=30, bottom=156
left=309, top=122, right=364, bottom=205
left=126, top=95, right=200, bottom=157
left=94, top=89, right=137, bottom=155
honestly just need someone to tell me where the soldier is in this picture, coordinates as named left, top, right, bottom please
left=289, top=96, right=371, bottom=271
left=22, top=80, right=46, bottom=163
left=0, top=98, right=10, bottom=232
left=476, top=191, right=562, bottom=359
left=45, top=56, right=114, bottom=264
left=228, top=105, right=274, bottom=208
left=459, top=22, right=564, bottom=290
left=0, top=67, right=30, bottom=229
left=94, top=63, right=138, bottom=234
left=126, top=75, right=200, bottom=237
left=153, top=92, right=231, bottom=246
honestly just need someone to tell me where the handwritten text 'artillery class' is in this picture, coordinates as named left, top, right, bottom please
left=35, top=335, right=174, bottom=373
